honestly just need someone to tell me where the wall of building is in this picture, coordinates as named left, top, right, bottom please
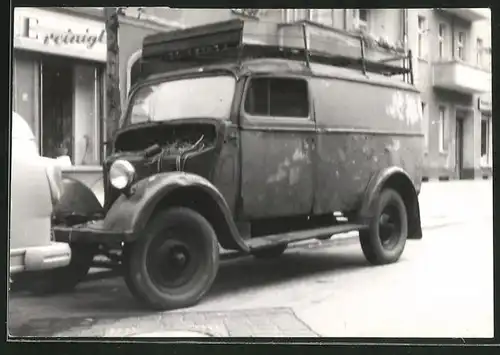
left=17, top=7, right=489, bottom=183
left=116, top=7, right=492, bottom=181
left=403, top=8, right=492, bottom=180
left=13, top=8, right=106, bottom=168
left=117, top=19, right=172, bottom=107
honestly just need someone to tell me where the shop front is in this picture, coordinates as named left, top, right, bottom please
left=478, top=94, right=492, bottom=178
left=13, top=7, right=106, bottom=199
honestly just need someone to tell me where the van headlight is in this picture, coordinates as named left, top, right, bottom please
left=109, top=160, right=135, bottom=190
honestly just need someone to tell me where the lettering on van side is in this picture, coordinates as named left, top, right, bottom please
left=385, top=91, right=421, bottom=127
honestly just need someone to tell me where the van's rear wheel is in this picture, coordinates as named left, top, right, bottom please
left=251, top=244, right=287, bottom=259
left=359, top=188, right=408, bottom=265
left=124, top=207, right=219, bottom=311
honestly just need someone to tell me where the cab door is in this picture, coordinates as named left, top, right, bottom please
left=238, top=75, right=316, bottom=219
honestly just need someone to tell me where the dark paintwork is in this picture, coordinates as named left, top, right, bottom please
left=104, top=118, right=225, bottom=210
left=313, top=134, right=423, bottom=215
left=53, top=220, right=134, bottom=244
left=358, top=166, right=422, bottom=240
left=211, top=122, right=240, bottom=214
left=55, top=52, right=424, bottom=251
left=239, top=121, right=316, bottom=219
left=101, top=172, right=249, bottom=252
left=53, top=178, right=104, bottom=226
left=247, top=223, right=367, bottom=250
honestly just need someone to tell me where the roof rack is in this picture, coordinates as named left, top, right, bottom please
left=140, top=19, right=414, bottom=85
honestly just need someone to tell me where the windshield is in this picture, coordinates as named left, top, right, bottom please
left=125, top=75, right=236, bottom=125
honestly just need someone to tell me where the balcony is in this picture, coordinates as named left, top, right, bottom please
left=433, top=61, right=491, bottom=94
left=439, top=8, right=490, bottom=22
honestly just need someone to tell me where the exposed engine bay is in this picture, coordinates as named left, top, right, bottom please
left=113, top=122, right=218, bottom=173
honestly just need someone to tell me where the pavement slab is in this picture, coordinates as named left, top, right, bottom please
left=51, top=308, right=319, bottom=338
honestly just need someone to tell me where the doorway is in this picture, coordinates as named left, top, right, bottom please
left=455, top=113, right=465, bottom=179
left=41, top=55, right=74, bottom=160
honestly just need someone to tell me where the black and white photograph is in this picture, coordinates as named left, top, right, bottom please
left=8, top=7, right=493, bottom=340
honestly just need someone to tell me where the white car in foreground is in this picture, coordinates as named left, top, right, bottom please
left=9, top=112, right=71, bottom=275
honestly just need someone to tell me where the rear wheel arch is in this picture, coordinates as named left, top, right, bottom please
left=360, top=169, right=422, bottom=240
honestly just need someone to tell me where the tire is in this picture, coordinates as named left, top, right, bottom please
left=359, top=188, right=408, bottom=265
left=251, top=244, right=287, bottom=259
left=21, top=244, right=96, bottom=295
left=124, top=207, right=219, bottom=311
left=122, top=243, right=146, bottom=303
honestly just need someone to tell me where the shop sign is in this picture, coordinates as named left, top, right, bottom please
left=478, top=97, right=492, bottom=113
left=14, top=8, right=106, bottom=62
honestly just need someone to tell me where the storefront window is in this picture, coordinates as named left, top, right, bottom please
left=480, top=116, right=491, bottom=166
left=73, top=64, right=101, bottom=165
left=39, top=54, right=102, bottom=165
left=41, top=55, right=74, bottom=160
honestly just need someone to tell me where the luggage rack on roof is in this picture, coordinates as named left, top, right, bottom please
left=140, top=19, right=414, bottom=84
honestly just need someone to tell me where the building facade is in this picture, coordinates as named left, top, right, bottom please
left=12, top=7, right=182, bottom=194
left=407, top=8, right=492, bottom=180
left=12, top=7, right=183, bottom=201
left=12, top=7, right=491, bottom=183
left=13, top=7, right=107, bottom=167
left=166, top=8, right=493, bottom=181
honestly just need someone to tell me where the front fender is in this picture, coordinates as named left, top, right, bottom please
left=358, top=166, right=422, bottom=239
left=102, top=172, right=248, bottom=250
left=53, top=177, right=104, bottom=225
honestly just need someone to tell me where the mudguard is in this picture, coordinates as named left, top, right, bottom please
left=53, top=178, right=104, bottom=225
left=358, top=166, right=423, bottom=240
left=102, top=172, right=249, bottom=251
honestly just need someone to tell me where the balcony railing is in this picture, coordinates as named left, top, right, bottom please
left=438, top=8, right=490, bottom=22
left=433, top=60, right=491, bottom=94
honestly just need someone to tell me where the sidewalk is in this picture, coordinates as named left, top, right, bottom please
left=53, top=307, right=318, bottom=338
left=418, top=179, right=492, bottom=229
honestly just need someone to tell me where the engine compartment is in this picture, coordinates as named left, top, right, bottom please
left=114, top=122, right=218, bottom=155
left=107, top=121, right=221, bottom=184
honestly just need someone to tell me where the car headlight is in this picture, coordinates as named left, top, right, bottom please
left=109, top=160, right=135, bottom=190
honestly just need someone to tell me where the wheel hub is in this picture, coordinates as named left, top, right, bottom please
left=147, top=233, right=198, bottom=289
left=378, top=204, right=401, bottom=249
left=168, top=247, right=189, bottom=269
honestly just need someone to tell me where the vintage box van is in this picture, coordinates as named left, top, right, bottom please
left=50, top=19, right=424, bottom=310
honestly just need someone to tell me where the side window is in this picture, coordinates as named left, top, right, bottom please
left=244, top=77, right=309, bottom=118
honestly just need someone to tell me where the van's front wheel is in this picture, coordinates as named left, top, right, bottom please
left=124, top=207, right=219, bottom=311
left=359, top=188, right=408, bottom=265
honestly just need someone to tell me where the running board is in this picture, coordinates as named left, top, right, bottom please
left=246, top=223, right=367, bottom=251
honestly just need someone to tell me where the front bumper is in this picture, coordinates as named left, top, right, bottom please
left=10, top=242, right=72, bottom=274
left=53, top=220, right=136, bottom=244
